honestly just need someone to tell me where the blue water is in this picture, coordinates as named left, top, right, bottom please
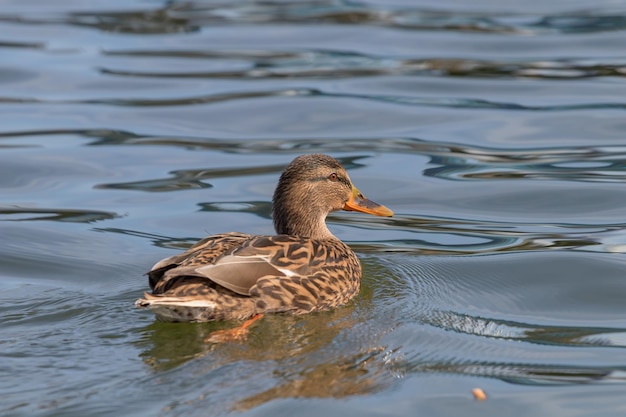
left=1, top=1, right=626, bottom=416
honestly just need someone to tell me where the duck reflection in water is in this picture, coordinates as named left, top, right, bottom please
left=138, top=289, right=402, bottom=412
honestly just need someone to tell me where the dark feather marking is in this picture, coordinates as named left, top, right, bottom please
left=286, top=243, right=308, bottom=259
left=301, top=281, right=319, bottom=299
left=251, top=237, right=275, bottom=248
left=293, top=294, right=313, bottom=311
left=281, top=281, right=300, bottom=295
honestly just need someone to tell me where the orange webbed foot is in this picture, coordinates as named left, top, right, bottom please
left=204, top=314, right=264, bottom=344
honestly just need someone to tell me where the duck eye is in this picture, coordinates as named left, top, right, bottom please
left=328, top=173, right=338, bottom=182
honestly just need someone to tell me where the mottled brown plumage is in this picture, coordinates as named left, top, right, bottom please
left=135, top=154, right=393, bottom=322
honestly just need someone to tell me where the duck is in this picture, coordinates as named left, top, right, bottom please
left=135, top=154, right=393, bottom=325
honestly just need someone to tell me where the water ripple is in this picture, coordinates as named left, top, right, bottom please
left=371, top=253, right=626, bottom=385
left=423, top=144, right=626, bottom=183
left=425, top=311, right=626, bottom=348
left=0, top=40, right=44, bottom=49
left=95, top=174, right=212, bottom=192
left=92, top=227, right=197, bottom=251
left=97, top=53, right=626, bottom=80
left=3, top=86, right=625, bottom=111
left=2, top=1, right=626, bottom=36
left=5, top=128, right=624, bottom=165
left=352, top=213, right=626, bottom=255
left=94, top=163, right=287, bottom=192
left=0, top=206, right=120, bottom=223
left=414, top=362, right=626, bottom=385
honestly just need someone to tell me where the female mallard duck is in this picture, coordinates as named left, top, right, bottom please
left=136, top=154, right=393, bottom=323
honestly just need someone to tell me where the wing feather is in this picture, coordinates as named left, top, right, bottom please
left=195, top=255, right=286, bottom=295
left=149, top=233, right=317, bottom=296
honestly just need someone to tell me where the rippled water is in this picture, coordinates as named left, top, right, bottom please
left=2, top=1, right=626, bottom=416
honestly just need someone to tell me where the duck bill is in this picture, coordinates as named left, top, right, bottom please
left=343, top=187, right=393, bottom=217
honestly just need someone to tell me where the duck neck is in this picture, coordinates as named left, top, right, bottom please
left=273, top=204, right=335, bottom=240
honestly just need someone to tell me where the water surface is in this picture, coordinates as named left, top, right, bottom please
left=1, top=1, right=626, bottom=416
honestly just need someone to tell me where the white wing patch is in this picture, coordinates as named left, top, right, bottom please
left=148, top=299, right=217, bottom=308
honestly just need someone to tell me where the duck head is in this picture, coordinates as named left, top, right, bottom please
left=272, top=154, right=393, bottom=239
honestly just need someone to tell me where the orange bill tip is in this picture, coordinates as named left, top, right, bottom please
left=343, top=187, right=393, bottom=217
